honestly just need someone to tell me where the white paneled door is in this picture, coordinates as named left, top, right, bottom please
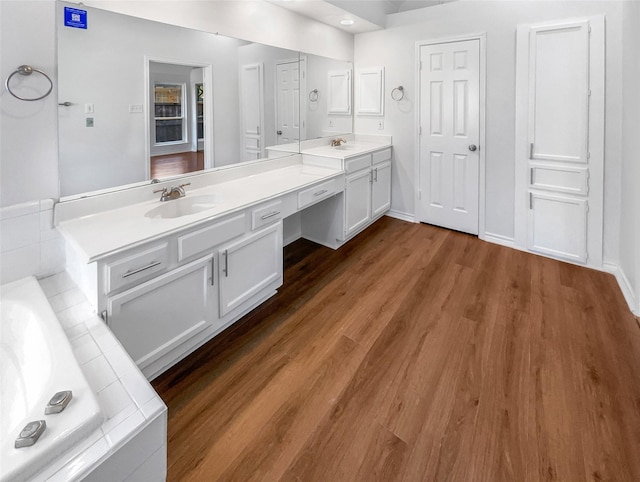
left=276, top=61, right=300, bottom=145
left=240, top=63, right=264, bottom=161
left=515, top=18, right=604, bottom=266
left=418, top=39, right=480, bottom=235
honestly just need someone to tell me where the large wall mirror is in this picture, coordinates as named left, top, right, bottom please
left=57, top=1, right=353, bottom=199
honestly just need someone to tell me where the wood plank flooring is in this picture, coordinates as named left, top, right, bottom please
left=152, top=217, right=640, bottom=481
left=150, top=151, right=204, bottom=179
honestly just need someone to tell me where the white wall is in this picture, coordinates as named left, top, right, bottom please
left=0, top=0, right=353, bottom=208
left=620, top=0, right=640, bottom=314
left=1, top=1, right=58, bottom=207
left=354, top=0, right=624, bottom=265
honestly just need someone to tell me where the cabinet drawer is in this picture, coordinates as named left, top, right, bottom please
left=372, top=147, right=391, bottom=165
left=105, top=243, right=169, bottom=293
left=298, top=179, right=337, bottom=209
left=178, top=213, right=246, bottom=262
left=252, top=200, right=284, bottom=230
left=345, top=154, right=372, bottom=173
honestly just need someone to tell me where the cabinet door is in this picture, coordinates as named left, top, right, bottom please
left=219, top=223, right=283, bottom=317
left=371, top=160, right=391, bottom=218
left=528, top=191, right=587, bottom=263
left=345, top=169, right=372, bottom=238
left=106, top=255, right=215, bottom=371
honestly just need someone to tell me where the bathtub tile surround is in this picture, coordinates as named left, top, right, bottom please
left=32, top=272, right=167, bottom=481
left=0, top=199, right=65, bottom=285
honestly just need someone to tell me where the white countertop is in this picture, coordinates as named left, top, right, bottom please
left=57, top=163, right=342, bottom=263
left=302, top=141, right=390, bottom=159
left=300, top=134, right=392, bottom=159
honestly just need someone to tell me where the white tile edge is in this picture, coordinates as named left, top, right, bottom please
left=0, top=199, right=40, bottom=220
left=34, top=275, right=167, bottom=480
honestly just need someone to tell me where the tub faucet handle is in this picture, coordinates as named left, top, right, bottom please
left=45, top=390, right=73, bottom=414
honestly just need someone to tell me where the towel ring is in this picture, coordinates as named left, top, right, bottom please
left=391, top=86, right=404, bottom=101
left=309, top=89, right=319, bottom=102
left=5, top=65, right=53, bottom=101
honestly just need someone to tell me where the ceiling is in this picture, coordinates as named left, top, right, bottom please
left=267, top=0, right=454, bottom=34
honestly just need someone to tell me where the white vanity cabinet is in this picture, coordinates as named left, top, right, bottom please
left=345, top=148, right=391, bottom=239
left=303, top=146, right=391, bottom=246
left=219, top=223, right=283, bottom=317
left=106, top=255, right=216, bottom=374
left=89, top=210, right=285, bottom=379
left=345, top=166, right=373, bottom=237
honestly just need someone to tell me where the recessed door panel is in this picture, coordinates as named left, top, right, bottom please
left=429, top=151, right=444, bottom=208
left=529, top=24, right=589, bottom=163
left=528, top=192, right=587, bottom=262
left=453, top=154, right=468, bottom=212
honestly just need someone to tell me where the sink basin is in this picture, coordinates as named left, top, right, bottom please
left=145, top=194, right=224, bottom=219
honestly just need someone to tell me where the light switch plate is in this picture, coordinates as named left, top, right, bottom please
left=129, top=104, right=143, bottom=113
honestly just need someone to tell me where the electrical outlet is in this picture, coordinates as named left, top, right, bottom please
left=377, top=119, right=384, bottom=130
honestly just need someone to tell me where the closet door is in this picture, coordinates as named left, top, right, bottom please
left=516, top=18, right=604, bottom=266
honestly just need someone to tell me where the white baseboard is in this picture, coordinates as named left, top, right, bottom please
left=385, top=210, right=416, bottom=223
left=483, top=231, right=516, bottom=248
left=603, top=263, right=639, bottom=316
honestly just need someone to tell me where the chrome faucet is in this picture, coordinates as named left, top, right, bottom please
left=331, top=138, right=347, bottom=147
left=153, top=183, right=191, bottom=202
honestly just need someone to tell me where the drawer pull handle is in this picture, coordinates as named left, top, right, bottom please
left=223, top=250, right=229, bottom=277
left=122, top=261, right=161, bottom=278
left=314, top=189, right=328, bottom=197
left=261, top=211, right=281, bottom=220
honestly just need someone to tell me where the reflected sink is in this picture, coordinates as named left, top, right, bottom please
left=145, top=194, right=224, bottom=219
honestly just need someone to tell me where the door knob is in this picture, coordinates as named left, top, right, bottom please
left=277, top=130, right=283, bottom=135
left=468, top=144, right=478, bottom=152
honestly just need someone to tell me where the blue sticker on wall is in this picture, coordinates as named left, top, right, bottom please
left=64, top=7, right=87, bottom=29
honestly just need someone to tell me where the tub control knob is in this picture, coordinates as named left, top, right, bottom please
left=45, top=390, right=73, bottom=414
left=15, top=420, right=46, bottom=448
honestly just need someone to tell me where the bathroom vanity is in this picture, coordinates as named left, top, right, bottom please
left=57, top=138, right=391, bottom=380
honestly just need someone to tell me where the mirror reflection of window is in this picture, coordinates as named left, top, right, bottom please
left=154, top=83, right=186, bottom=144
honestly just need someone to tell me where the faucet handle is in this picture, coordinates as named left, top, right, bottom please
left=178, top=183, right=191, bottom=189
left=153, top=187, right=167, bottom=194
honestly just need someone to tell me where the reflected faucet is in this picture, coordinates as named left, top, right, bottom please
left=331, top=138, right=347, bottom=147
left=153, top=183, right=191, bottom=202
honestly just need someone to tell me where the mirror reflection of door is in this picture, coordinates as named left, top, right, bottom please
left=240, top=63, right=264, bottom=161
left=149, top=61, right=205, bottom=179
left=275, top=60, right=300, bottom=145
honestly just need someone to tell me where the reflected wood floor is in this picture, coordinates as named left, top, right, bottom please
left=150, top=151, right=204, bottom=179
left=152, top=217, right=640, bottom=481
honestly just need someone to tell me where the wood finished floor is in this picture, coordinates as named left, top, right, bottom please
left=152, top=217, right=640, bottom=482
left=150, top=151, right=204, bottom=179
